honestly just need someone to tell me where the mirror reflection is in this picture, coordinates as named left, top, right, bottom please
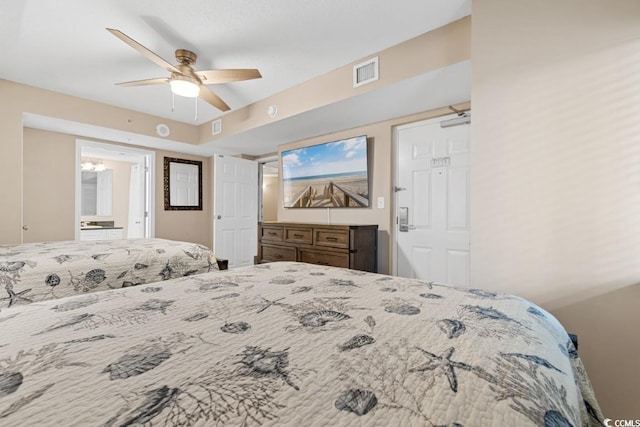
left=81, top=170, right=113, bottom=216
left=169, top=162, right=199, bottom=206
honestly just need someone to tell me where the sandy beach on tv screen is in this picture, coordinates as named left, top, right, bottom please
left=284, top=174, right=369, bottom=208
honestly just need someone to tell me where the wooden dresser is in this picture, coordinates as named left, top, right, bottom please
left=258, top=222, right=378, bottom=272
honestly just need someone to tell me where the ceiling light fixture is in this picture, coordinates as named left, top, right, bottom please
left=81, top=160, right=106, bottom=172
left=170, top=75, right=200, bottom=98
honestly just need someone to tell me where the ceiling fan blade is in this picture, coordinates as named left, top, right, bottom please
left=115, top=77, right=170, bottom=87
left=106, top=28, right=180, bottom=74
left=199, top=85, right=230, bottom=111
left=198, top=69, right=262, bottom=84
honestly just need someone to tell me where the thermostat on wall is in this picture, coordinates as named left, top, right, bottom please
left=156, top=123, right=170, bottom=137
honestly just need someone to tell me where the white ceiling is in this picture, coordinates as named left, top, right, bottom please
left=2, top=0, right=471, bottom=156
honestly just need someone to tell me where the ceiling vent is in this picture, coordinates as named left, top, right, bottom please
left=211, top=119, right=222, bottom=135
left=353, top=56, right=379, bottom=88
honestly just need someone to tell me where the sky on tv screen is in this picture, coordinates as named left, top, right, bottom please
left=282, top=135, right=367, bottom=180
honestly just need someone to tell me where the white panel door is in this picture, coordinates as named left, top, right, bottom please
left=127, top=164, right=145, bottom=238
left=395, top=115, right=471, bottom=286
left=213, top=155, right=258, bottom=268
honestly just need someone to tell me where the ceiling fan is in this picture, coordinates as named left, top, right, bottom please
left=106, top=28, right=261, bottom=112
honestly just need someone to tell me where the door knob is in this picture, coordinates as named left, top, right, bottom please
left=217, top=215, right=222, bottom=220
left=22, top=225, right=29, bottom=231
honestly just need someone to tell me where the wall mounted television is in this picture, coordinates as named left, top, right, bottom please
left=282, top=135, right=370, bottom=208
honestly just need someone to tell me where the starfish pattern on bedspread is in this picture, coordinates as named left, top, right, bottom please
left=1, top=287, right=33, bottom=307
left=256, top=297, right=287, bottom=314
left=409, top=346, right=479, bottom=393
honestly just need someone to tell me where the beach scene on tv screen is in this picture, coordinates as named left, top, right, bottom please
left=282, top=135, right=369, bottom=208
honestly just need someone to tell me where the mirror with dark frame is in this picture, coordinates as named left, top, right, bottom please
left=164, top=157, right=203, bottom=210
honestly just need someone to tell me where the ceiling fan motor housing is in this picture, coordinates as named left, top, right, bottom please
left=175, top=49, right=197, bottom=65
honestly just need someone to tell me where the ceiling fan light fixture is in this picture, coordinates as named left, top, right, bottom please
left=108, top=29, right=261, bottom=112
left=170, top=76, right=200, bottom=98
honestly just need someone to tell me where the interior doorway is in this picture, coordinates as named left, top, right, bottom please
left=259, top=160, right=279, bottom=222
left=75, top=140, right=155, bottom=241
left=392, top=113, right=471, bottom=286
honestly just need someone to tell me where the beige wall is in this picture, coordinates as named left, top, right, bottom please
left=278, top=102, right=470, bottom=274
left=21, top=129, right=213, bottom=248
left=552, top=284, right=640, bottom=418
left=23, top=129, right=76, bottom=242
left=472, top=0, right=640, bottom=417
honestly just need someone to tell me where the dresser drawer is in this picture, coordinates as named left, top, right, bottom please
left=314, top=229, right=348, bottom=249
left=299, top=249, right=348, bottom=268
left=261, top=225, right=284, bottom=242
left=261, top=244, right=297, bottom=262
left=285, top=227, right=313, bottom=245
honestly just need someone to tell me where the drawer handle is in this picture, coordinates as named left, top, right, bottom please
left=325, top=237, right=338, bottom=241
left=268, top=232, right=278, bottom=236
left=293, top=234, right=304, bottom=238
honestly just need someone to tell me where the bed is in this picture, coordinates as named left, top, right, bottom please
left=0, top=238, right=223, bottom=308
left=0, top=261, right=602, bottom=426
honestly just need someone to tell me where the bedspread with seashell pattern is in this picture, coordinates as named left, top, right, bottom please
left=0, top=238, right=216, bottom=307
left=0, top=262, right=602, bottom=426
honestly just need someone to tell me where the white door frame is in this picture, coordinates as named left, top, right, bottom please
left=391, top=113, right=469, bottom=277
left=75, top=140, right=155, bottom=240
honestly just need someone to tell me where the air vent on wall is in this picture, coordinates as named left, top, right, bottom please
left=212, top=119, right=222, bottom=135
left=353, top=56, right=379, bottom=88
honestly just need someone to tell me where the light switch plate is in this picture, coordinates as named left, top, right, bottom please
left=377, top=196, right=385, bottom=209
